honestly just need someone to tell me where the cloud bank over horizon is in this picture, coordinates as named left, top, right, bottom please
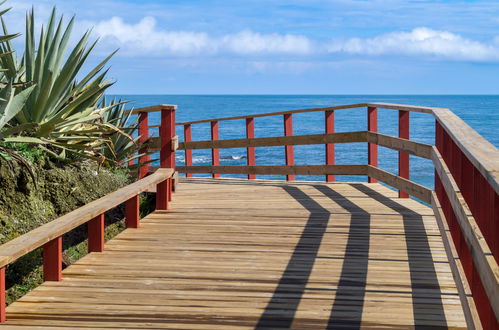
left=92, top=16, right=499, bottom=62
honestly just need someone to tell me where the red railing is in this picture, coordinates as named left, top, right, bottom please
left=152, top=102, right=495, bottom=329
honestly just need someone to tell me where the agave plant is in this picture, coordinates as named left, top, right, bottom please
left=100, top=97, right=153, bottom=168
left=0, top=7, right=119, bottom=161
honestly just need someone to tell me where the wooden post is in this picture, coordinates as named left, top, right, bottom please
left=88, top=214, right=105, bottom=252
left=159, top=106, right=175, bottom=203
left=367, top=106, right=378, bottom=183
left=283, top=114, right=295, bottom=181
left=0, top=267, right=5, bottom=323
left=246, top=118, right=256, bottom=180
left=398, top=110, right=409, bottom=197
left=43, top=237, right=62, bottom=281
left=184, top=124, right=192, bottom=178
left=138, top=112, right=150, bottom=179
left=325, top=110, right=335, bottom=182
left=211, top=121, right=220, bottom=179
left=170, top=109, right=176, bottom=198
left=125, top=195, right=140, bottom=228
left=156, top=179, right=169, bottom=210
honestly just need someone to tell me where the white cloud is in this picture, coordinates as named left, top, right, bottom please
left=93, top=16, right=313, bottom=56
left=327, top=27, right=499, bottom=61
left=94, top=17, right=213, bottom=55
left=93, top=18, right=499, bottom=62
left=222, top=30, right=312, bottom=55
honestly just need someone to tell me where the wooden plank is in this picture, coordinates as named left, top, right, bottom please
left=431, top=147, right=499, bottom=319
left=432, top=109, right=499, bottom=195
left=0, top=169, right=174, bottom=268
left=125, top=104, right=177, bottom=115
left=176, top=165, right=368, bottom=176
left=367, top=102, right=447, bottom=114
left=3, top=179, right=467, bottom=329
left=367, top=132, right=432, bottom=159
left=176, top=103, right=368, bottom=125
left=431, top=192, right=481, bottom=330
left=176, top=102, right=446, bottom=126
left=171, top=135, right=179, bottom=151
left=163, top=131, right=367, bottom=151
left=366, top=166, right=432, bottom=203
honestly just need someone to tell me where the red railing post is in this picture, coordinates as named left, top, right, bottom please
left=283, top=114, right=295, bottom=181
left=156, top=179, right=170, bottom=210
left=211, top=121, right=220, bottom=179
left=184, top=124, right=192, bottom=178
left=246, top=118, right=256, bottom=180
left=325, top=110, right=335, bottom=182
left=158, top=106, right=175, bottom=206
left=125, top=195, right=140, bottom=228
left=43, top=237, right=62, bottom=281
left=88, top=214, right=105, bottom=252
left=367, top=106, right=378, bottom=183
left=138, top=112, right=150, bottom=179
left=0, top=267, right=5, bottom=323
left=398, top=110, right=410, bottom=197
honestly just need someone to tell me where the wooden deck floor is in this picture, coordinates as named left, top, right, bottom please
left=2, top=179, right=466, bottom=329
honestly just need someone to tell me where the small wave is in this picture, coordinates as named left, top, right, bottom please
left=221, top=155, right=247, bottom=160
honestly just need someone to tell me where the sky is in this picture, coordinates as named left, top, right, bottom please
left=5, top=0, right=499, bottom=94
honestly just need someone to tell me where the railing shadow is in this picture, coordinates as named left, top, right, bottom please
left=255, top=184, right=371, bottom=329
left=255, top=185, right=331, bottom=328
left=349, top=183, right=447, bottom=329
left=314, top=185, right=370, bottom=329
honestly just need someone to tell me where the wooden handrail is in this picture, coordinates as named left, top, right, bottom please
left=148, top=132, right=433, bottom=160
left=0, top=168, right=174, bottom=269
left=433, top=109, right=499, bottom=194
left=431, top=148, right=499, bottom=319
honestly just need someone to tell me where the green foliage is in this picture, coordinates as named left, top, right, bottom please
left=100, top=97, right=150, bottom=167
left=0, top=7, right=124, bottom=162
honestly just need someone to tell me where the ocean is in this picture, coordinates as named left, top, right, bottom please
left=113, top=95, right=499, bottom=190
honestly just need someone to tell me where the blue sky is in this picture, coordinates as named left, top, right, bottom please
left=6, top=0, right=499, bottom=94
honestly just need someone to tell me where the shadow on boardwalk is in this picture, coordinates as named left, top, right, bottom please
left=255, top=183, right=446, bottom=329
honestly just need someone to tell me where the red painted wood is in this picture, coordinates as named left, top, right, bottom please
left=367, top=106, right=378, bottom=183
left=283, top=114, right=295, bottom=181
left=211, top=121, right=220, bottom=179
left=184, top=124, right=193, bottom=178
left=246, top=118, right=256, bottom=180
left=437, top=121, right=498, bottom=329
left=125, top=195, right=140, bottom=229
left=0, top=267, right=5, bottom=323
left=171, top=110, right=176, bottom=197
left=160, top=108, right=174, bottom=169
left=325, top=110, right=335, bottom=182
left=43, top=237, right=62, bottom=281
left=494, top=191, right=499, bottom=263
left=138, top=112, right=150, bottom=178
left=88, top=214, right=105, bottom=252
left=156, top=180, right=169, bottom=210
left=398, top=110, right=409, bottom=197
left=160, top=107, right=175, bottom=200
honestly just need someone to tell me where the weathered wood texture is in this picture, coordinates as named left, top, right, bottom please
left=176, top=165, right=368, bottom=176
left=432, top=147, right=499, bottom=319
left=2, top=179, right=467, bottom=329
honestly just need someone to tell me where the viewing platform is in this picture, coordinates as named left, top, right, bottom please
left=2, top=179, right=467, bottom=328
left=0, top=102, right=497, bottom=329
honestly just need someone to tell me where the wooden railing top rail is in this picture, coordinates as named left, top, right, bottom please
left=433, top=110, right=499, bottom=194
left=0, top=168, right=174, bottom=269
left=125, top=104, right=177, bottom=115
left=174, top=102, right=449, bottom=125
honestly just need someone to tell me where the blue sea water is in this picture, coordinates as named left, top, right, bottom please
left=113, top=95, right=499, bottom=190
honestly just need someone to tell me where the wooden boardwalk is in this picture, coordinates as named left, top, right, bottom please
left=2, top=179, right=466, bottom=329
